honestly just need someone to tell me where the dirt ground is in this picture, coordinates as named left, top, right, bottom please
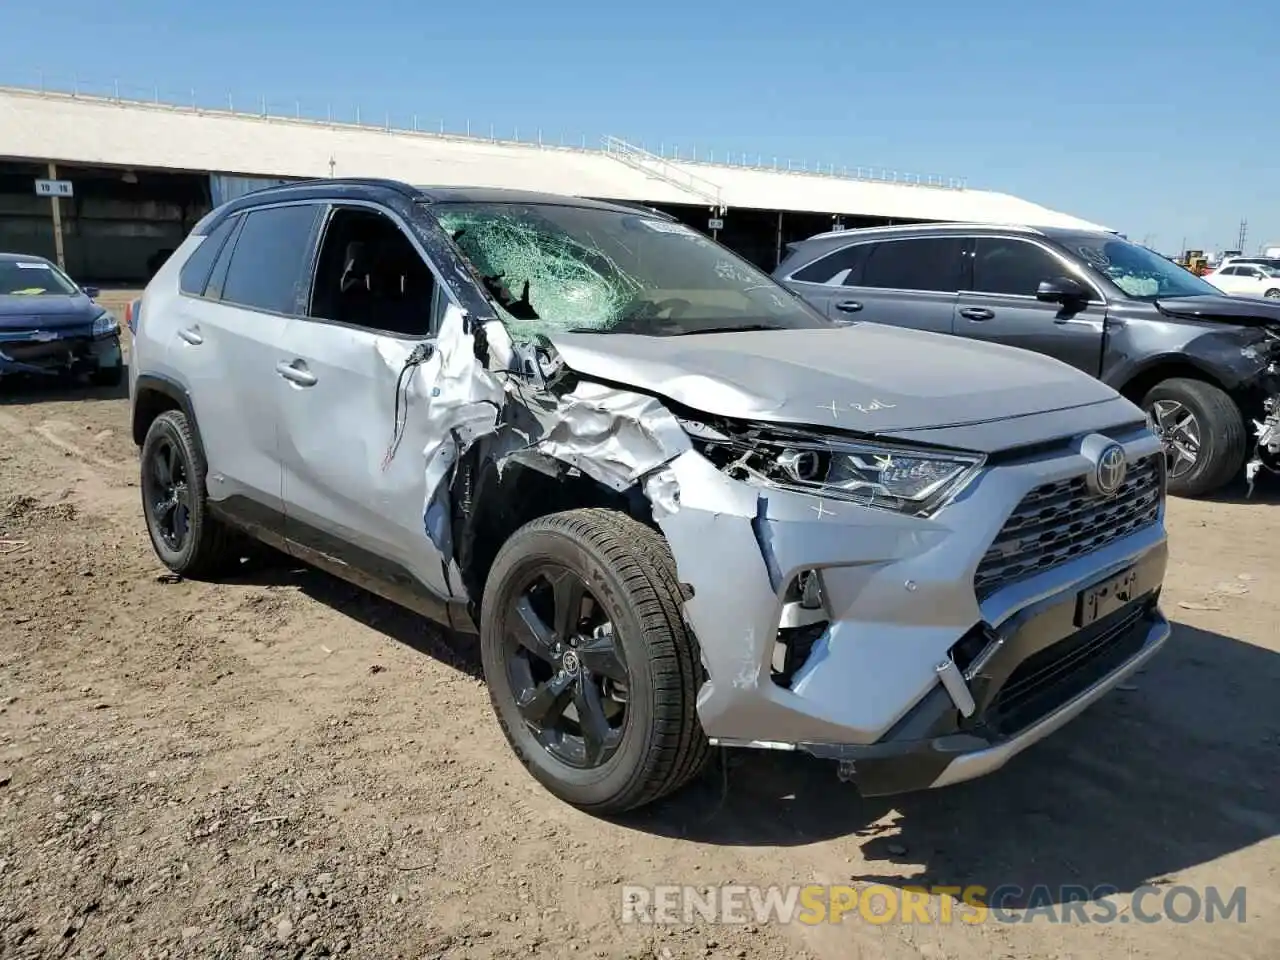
left=1, top=302, right=1278, bottom=959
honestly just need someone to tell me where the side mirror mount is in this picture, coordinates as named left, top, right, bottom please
left=82, top=286, right=100, bottom=299
left=1036, top=276, right=1088, bottom=304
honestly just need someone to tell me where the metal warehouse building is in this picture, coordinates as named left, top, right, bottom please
left=0, top=85, right=1111, bottom=283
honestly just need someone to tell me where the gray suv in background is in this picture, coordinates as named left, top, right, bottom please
left=129, top=181, right=1170, bottom=812
left=776, top=224, right=1280, bottom=498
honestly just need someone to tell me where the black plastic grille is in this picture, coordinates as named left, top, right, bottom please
left=975, top=454, right=1163, bottom=600
left=985, top=600, right=1151, bottom=735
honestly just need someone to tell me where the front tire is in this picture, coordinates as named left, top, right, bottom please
left=1143, top=378, right=1247, bottom=497
left=480, top=509, right=709, bottom=814
left=1265, top=288, right=1280, bottom=299
left=139, top=409, right=238, bottom=578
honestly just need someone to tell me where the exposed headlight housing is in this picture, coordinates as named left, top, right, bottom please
left=690, top=424, right=984, bottom=517
left=91, top=311, right=119, bottom=339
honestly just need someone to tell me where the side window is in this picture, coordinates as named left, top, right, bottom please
left=861, top=238, right=965, bottom=293
left=203, top=216, right=244, bottom=302
left=972, top=238, right=1068, bottom=297
left=220, top=205, right=322, bottom=315
left=792, top=244, right=867, bottom=286
left=307, top=206, right=438, bottom=337
left=178, top=215, right=239, bottom=296
left=1219, top=267, right=1238, bottom=276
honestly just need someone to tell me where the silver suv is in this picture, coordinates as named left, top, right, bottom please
left=128, top=180, right=1171, bottom=812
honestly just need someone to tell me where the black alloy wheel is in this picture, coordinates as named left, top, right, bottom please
left=503, top=564, right=630, bottom=769
left=143, top=434, right=193, bottom=553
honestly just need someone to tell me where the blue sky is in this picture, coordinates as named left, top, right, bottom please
left=3, top=0, right=1276, bottom=253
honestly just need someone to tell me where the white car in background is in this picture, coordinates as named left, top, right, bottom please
left=1205, top=262, right=1280, bottom=299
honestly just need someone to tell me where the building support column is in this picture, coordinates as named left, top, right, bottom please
left=47, top=162, right=66, bottom=270
left=775, top=211, right=784, bottom=267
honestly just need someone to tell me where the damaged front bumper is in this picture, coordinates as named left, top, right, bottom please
left=1246, top=391, right=1280, bottom=495
left=649, top=424, right=1169, bottom=796
left=0, top=326, right=122, bottom=377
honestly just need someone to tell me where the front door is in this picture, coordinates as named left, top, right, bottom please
left=276, top=203, right=454, bottom=601
left=953, top=236, right=1106, bottom=377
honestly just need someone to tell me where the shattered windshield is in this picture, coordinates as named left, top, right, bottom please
left=0, top=260, right=79, bottom=296
left=429, top=201, right=833, bottom=338
left=1070, top=237, right=1220, bottom=299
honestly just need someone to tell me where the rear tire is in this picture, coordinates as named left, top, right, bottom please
left=480, top=508, right=710, bottom=814
left=139, top=409, right=239, bottom=578
left=1142, top=378, right=1246, bottom=498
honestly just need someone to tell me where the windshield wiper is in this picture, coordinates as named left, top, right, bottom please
left=669, top=323, right=789, bottom=335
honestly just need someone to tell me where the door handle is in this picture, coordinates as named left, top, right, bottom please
left=959, top=307, right=994, bottom=321
left=276, top=360, right=317, bottom=387
left=835, top=300, right=863, bottom=313
left=177, top=327, right=203, bottom=345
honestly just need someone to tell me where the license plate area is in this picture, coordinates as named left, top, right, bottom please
left=1075, top=566, right=1138, bottom=628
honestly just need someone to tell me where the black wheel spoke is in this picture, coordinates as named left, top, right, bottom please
left=152, top=444, right=172, bottom=487
left=510, top=596, right=557, bottom=663
left=154, top=497, right=177, bottom=524
left=517, top=671, right=574, bottom=727
left=503, top=559, right=628, bottom=771
left=577, top=632, right=627, bottom=682
left=549, top=569, right=587, bottom=641
left=574, top=681, right=616, bottom=766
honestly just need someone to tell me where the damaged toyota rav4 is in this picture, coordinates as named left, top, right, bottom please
left=129, top=180, right=1171, bottom=813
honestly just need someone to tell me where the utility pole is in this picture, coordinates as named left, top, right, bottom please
left=47, top=162, right=66, bottom=271
left=1238, top=218, right=1248, bottom=252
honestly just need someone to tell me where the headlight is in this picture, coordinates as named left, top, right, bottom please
left=693, top=426, right=984, bottom=517
left=91, top=311, right=119, bottom=339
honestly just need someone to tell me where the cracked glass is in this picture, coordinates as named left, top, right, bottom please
left=428, top=202, right=833, bottom=339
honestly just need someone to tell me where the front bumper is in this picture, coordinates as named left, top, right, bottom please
left=651, top=422, right=1168, bottom=795
left=0, top=327, right=121, bottom=377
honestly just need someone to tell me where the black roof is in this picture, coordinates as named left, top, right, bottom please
left=0, top=252, right=51, bottom=263
left=193, top=178, right=673, bottom=234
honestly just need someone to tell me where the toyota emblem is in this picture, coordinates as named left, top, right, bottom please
left=1093, top=443, right=1128, bottom=497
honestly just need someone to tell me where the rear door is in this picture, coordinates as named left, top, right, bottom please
left=847, top=236, right=966, bottom=334
left=779, top=242, right=871, bottom=320
left=173, top=202, right=323, bottom=524
left=276, top=202, right=454, bottom=601
left=1210, top=266, right=1247, bottom=294
left=954, top=235, right=1107, bottom=376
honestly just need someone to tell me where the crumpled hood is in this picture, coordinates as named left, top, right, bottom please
left=545, top=323, right=1119, bottom=433
left=0, top=294, right=99, bottom=330
left=1154, top=295, right=1280, bottom=328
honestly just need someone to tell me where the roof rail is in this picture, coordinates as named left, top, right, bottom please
left=803, top=221, right=1047, bottom=242
left=250, top=176, right=421, bottom=197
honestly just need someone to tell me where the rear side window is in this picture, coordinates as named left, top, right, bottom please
left=861, top=238, right=966, bottom=292
left=972, top=238, right=1066, bottom=296
left=178, top=216, right=239, bottom=296
left=220, top=205, right=322, bottom=315
left=792, top=244, right=868, bottom=285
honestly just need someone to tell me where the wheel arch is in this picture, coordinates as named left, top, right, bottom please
left=450, top=442, right=655, bottom=618
left=132, top=374, right=207, bottom=463
left=1115, top=357, right=1241, bottom=411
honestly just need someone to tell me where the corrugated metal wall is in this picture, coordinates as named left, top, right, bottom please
left=209, top=174, right=297, bottom=207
